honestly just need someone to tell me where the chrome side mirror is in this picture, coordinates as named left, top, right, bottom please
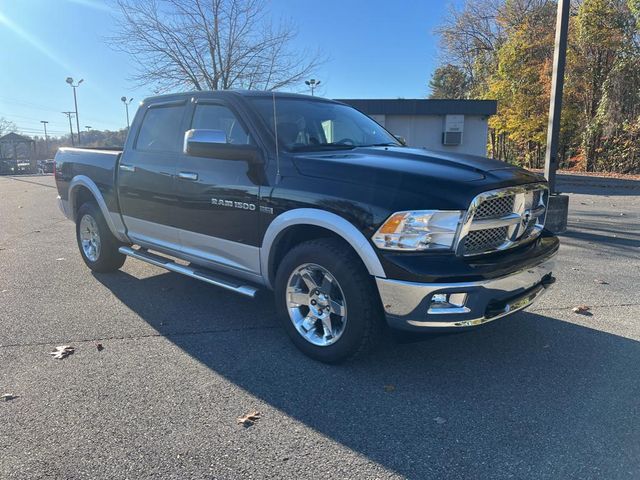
left=183, top=129, right=227, bottom=154
left=183, top=128, right=262, bottom=163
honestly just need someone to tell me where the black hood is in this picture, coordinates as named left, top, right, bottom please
left=289, top=146, right=545, bottom=211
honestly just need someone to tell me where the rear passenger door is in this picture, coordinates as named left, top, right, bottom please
left=173, top=100, right=262, bottom=276
left=118, top=100, right=188, bottom=250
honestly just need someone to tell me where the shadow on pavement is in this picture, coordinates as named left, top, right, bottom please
left=95, top=270, right=640, bottom=479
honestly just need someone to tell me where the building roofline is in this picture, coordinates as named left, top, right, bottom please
left=335, top=99, right=497, bottom=116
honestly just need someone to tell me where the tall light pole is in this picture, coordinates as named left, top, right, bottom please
left=62, top=111, right=76, bottom=147
left=305, top=79, right=321, bottom=96
left=543, top=0, right=570, bottom=233
left=66, top=77, right=83, bottom=145
left=40, top=120, right=49, bottom=157
left=121, top=97, right=133, bottom=130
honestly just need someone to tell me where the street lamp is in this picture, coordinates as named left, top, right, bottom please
left=40, top=120, right=49, bottom=156
left=305, top=79, right=321, bottom=96
left=66, top=77, right=83, bottom=145
left=121, top=96, right=133, bottom=130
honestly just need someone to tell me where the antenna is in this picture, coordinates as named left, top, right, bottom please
left=272, top=92, right=281, bottom=184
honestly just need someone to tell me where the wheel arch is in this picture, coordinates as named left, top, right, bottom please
left=261, top=208, right=386, bottom=289
left=68, top=175, right=129, bottom=242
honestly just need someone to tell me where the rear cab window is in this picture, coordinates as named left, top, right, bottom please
left=135, top=104, right=185, bottom=152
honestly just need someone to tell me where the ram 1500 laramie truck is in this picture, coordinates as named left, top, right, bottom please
left=55, top=91, right=558, bottom=363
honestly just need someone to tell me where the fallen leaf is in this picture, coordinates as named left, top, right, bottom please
left=49, top=345, right=74, bottom=360
left=572, top=305, right=591, bottom=315
left=96, top=343, right=104, bottom=352
left=383, top=384, right=396, bottom=393
left=1, top=393, right=17, bottom=402
left=594, top=279, right=609, bottom=285
left=433, top=417, right=447, bottom=425
left=237, top=410, right=261, bottom=427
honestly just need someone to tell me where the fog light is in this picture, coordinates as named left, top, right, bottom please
left=428, top=292, right=469, bottom=314
left=432, top=293, right=448, bottom=304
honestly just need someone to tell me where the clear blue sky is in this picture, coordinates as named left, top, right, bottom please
left=0, top=0, right=452, bottom=137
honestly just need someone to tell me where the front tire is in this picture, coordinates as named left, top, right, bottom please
left=75, top=202, right=126, bottom=273
left=274, top=238, right=385, bottom=363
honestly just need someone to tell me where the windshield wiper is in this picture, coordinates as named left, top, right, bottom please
left=360, top=142, right=400, bottom=147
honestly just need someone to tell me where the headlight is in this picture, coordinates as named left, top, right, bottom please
left=372, top=210, right=462, bottom=251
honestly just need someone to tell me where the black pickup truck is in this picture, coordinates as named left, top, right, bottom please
left=55, top=91, right=558, bottom=362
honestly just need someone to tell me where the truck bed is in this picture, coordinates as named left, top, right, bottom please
left=54, top=147, right=123, bottom=215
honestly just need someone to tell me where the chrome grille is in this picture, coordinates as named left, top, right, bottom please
left=464, top=227, right=508, bottom=254
left=474, top=195, right=515, bottom=219
left=456, top=183, right=549, bottom=256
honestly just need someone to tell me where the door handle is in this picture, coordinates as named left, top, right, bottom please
left=119, top=163, right=135, bottom=172
left=178, top=171, right=199, bottom=181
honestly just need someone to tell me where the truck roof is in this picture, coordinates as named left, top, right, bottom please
left=141, top=89, right=336, bottom=106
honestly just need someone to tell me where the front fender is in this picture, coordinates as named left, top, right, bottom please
left=260, top=208, right=386, bottom=289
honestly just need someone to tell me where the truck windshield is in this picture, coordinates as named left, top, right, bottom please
left=248, top=97, right=400, bottom=152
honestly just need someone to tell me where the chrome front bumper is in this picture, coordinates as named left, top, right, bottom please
left=376, top=259, right=555, bottom=330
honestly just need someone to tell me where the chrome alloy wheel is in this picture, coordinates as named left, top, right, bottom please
left=286, top=263, right=348, bottom=347
left=79, top=214, right=101, bottom=262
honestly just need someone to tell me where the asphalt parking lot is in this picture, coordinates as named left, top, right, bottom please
left=1, top=173, right=639, bottom=479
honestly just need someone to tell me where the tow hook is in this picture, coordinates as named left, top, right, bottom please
left=541, top=274, right=556, bottom=289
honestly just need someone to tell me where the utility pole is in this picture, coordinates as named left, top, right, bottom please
left=66, top=77, right=83, bottom=145
left=543, top=0, right=570, bottom=233
left=121, top=97, right=133, bottom=130
left=62, top=111, right=76, bottom=147
left=40, top=120, right=49, bottom=157
left=544, top=0, right=569, bottom=193
left=305, top=79, right=321, bottom=96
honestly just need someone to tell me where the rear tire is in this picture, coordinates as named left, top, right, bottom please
left=76, top=202, right=126, bottom=273
left=274, top=238, right=385, bottom=363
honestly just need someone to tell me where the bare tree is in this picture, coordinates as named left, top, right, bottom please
left=0, top=117, right=17, bottom=137
left=111, top=0, right=323, bottom=92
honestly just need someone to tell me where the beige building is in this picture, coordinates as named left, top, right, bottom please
left=337, top=99, right=497, bottom=157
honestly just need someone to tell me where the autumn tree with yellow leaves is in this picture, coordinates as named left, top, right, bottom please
left=431, top=0, right=640, bottom=173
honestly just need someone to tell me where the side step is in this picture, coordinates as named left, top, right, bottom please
left=118, top=246, right=259, bottom=298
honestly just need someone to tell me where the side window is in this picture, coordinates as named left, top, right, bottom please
left=192, top=104, right=251, bottom=145
left=135, top=105, right=184, bottom=152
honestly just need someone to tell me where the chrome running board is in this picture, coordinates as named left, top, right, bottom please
left=118, top=246, right=259, bottom=298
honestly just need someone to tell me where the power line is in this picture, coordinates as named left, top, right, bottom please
left=0, top=97, right=121, bottom=129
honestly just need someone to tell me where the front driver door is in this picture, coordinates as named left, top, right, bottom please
left=173, top=100, right=262, bottom=276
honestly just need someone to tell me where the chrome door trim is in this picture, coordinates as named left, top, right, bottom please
left=178, top=228, right=260, bottom=274
left=121, top=215, right=262, bottom=279
left=177, top=171, right=199, bottom=181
